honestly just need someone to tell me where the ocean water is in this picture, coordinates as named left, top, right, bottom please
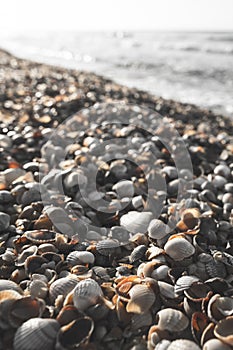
left=1, top=31, right=233, bottom=117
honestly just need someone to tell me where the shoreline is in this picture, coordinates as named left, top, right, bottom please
left=0, top=48, right=232, bottom=135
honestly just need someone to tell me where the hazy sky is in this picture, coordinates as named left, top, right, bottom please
left=1, top=0, right=233, bottom=32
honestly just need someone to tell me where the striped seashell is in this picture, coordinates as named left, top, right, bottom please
left=73, top=278, right=103, bottom=311
left=49, top=276, right=79, bottom=302
left=131, top=312, right=153, bottom=330
left=66, top=251, right=95, bottom=266
left=126, top=284, right=156, bottom=314
left=164, top=236, right=195, bottom=261
left=96, top=239, right=120, bottom=256
left=148, top=219, right=169, bottom=239
left=129, top=245, right=147, bottom=263
left=13, top=318, right=60, bottom=350
left=157, top=308, right=189, bottom=332
left=174, top=275, right=200, bottom=294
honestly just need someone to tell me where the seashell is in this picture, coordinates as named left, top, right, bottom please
left=112, top=180, right=134, bottom=198
left=13, top=318, right=60, bottom=350
left=147, top=325, right=170, bottom=350
left=191, top=312, right=209, bottom=344
left=200, top=322, right=215, bottom=346
left=66, top=251, right=95, bottom=266
left=174, top=275, right=200, bottom=294
left=203, top=339, right=231, bottom=350
left=148, top=219, right=169, bottom=239
left=126, top=283, right=156, bottom=314
left=86, top=302, right=110, bottom=321
left=151, top=265, right=170, bottom=280
left=164, top=236, right=195, bottom=261
left=0, top=290, right=22, bottom=329
left=157, top=308, right=189, bottom=332
left=214, top=316, right=233, bottom=346
left=154, top=340, right=171, bottom=350
left=129, top=245, right=147, bottom=263
left=56, top=317, right=94, bottom=349
left=131, top=312, right=152, bottom=330
left=49, top=276, right=79, bottom=303
left=96, top=239, right=120, bottom=256
left=56, top=305, right=83, bottom=326
left=38, top=243, right=58, bottom=254
left=120, top=211, right=153, bottom=234
left=214, top=164, right=231, bottom=178
left=28, top=279, right=48, bottom=299
left=0, top=279, right=23, bottom=294
left=15, top=245, right=38, bottom=266
left=8, top=296, right=45, bottom=328
left=158, top=281, right=179, bottom=300
left=177, top=208, right=200, bottom=232
left=73, top=278, right=103, bottom=311
left=167, top=339, right=201, bottom=350
left=207, top=294, right=233, bottom=322
left=109, top=225, right=130, bottom=242
left=0, top=211, right=10, bottom=232
left=24, top=229, right=57, bottom=243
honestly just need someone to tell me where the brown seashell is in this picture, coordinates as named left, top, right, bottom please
left=24, top=229, right=57, bottom=243
left=191, top=312, right=209, bottom=344
left=0, top=290, right=22, bottom=329
left=157, top=308, right=189, bottom=332
left=200, top=323, right=215, bottom=346
left=49, top=276, right=79, bottom=303
left=203, top=339, right=231, bottom=350
left=15, top=245, right=38, bottom=266
left=147, top=325, right=170, bottom=350
left=13, top=318, right=60, bottom=350
left=164, top=235, right=195, bottom=261
left=73, top=279, right=103, bottom=312
left=214, top=316, right=233, bottom=346
left=115, top=296, right=131, bottom=325
left=126, top=284, right=156, bottom=314
left=56, top=305, right=83, bottom=326
left=56, top=317, right=94, bottom=349
left=207, top=294, right=233, bottom=323
left=8, top=296, right=45, bottom=328
left=177, top=208, right=200, bottom=232
left=116, top=275, right=141, bottom=298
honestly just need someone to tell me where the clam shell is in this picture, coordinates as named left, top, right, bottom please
left=131, top=312, right=153, bottom=330
left=28, top=279, right=48, bottom=299
left=15, top=245, right=38, bottom=266
left=207, top=294, right=233, bottom=322
left=96, top=239, right=120, bottom=256
left=13, top=318, right=60, bottom=350
left=0, top=290, right=22, bottom=329
left=214, top=316, right=233, bottom=345
left=157, top=308, right=189, bottom=332
left=49, top=276, right=79, bottom=302
left=129, top=245, right=147, bottom=263
left=126, top=284, right=156, bottom=314
left=203, top=339, right=231, bottom=350
left=112, top=180, right=134, bottom=198
left=158, top=281, right=179, bottom=300
left=120, top=211, right=153, bottom=234
left=154, top=340, right=171, bottom=350
left=66, top=251, right=95, bottom=266
left=56, top=317, right=94, bottom=349
left=174, top=276, right=200, bottom=294
left=148, top=219, right=169, bottom=239
left=73, top=278, right=103, bottom=311
left=164, top=236, right=195, bottom=261
left=0, top=280, right=23, bottom=294
left=167, top=339, right=201, bottom=350
left=24, top=229, right=57, bottom=243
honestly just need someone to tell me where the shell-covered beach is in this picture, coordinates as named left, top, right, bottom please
left=0, top=48, right=233, bottom=350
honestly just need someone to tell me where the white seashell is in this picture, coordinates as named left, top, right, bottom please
left=73, top=278, right=103, bottom=311
left=167, top=339, right=201, bottom=350
left=203, top=339, right=231, bottom=350
left=14, top=318, right=60, bottom=350
left=28, top=279, right=48, bottom=299
left=126, top=284, right=156, bottom=314
left=96, top=239, right=120, bottom=256
left=66, top=251, right=95, bottom=265
left=174, top=275, right=199, bottom=294
left=49, top=276, right=79, bottom=302
left=0, top=280, right=23, bottom=294
left=113, top=180, right=134, bottom=198
left=154, top=340, right=171, bottom=350
left=148, top=219, right=169, bottom=239
left=164, top=237, right=195, bottom=261
left=158, top=281, right=179, bottom=299
left=120, top=211, right=153, bottom=234
left=157, top=308, right=189, bottom=332
left=131, top=312, right=152, bottom=330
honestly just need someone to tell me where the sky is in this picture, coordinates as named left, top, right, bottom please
left=1, top=0, right=233, bottom=32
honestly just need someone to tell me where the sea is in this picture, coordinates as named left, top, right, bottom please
left=1, top=30, right=233, bottom=118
